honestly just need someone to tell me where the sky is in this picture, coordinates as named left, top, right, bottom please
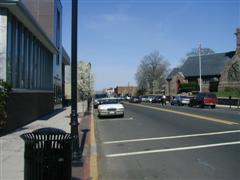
left=61, top=0, right=240, bottom=90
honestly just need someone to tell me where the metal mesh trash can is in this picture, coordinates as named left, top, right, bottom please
left=21, top=128, right=72, bottom=180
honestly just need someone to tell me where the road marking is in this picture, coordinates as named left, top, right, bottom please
left=98, top=117, right=133, bottom=122
left=106, top=141, right=240, bottom=158
left=103, top=129, right=240, bottom=144
left=125, top=103, right=238, bottom=125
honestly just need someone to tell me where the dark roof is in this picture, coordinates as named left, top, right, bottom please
left=166, top=68, right=180, bottom=80
left=167, top=51, right=235, bottom=79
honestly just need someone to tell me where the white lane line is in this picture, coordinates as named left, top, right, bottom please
left=98, top=117, right=133, bottom=122
left=106, top=141, right=240, bottom=158
left=103, top=130, right=240, bottom=144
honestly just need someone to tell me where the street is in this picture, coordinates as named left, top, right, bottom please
left=95, top=103, right=240, bottom=180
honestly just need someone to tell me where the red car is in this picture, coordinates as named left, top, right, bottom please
left=189, top=92, right=218, bottom=108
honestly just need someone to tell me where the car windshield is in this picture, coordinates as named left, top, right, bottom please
left=180, top=96, right=189, bottom=99
left=100, top=99, right=120, bottom=104
left=95, top=94, right=108, bottom=99
left=205, top=93, right=217, bottom=98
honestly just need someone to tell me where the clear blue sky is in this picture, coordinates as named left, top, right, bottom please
left=61, top=0, right=240, bottom=90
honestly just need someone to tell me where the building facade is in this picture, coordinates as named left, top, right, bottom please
left=0, top=0, right=69, bottom=132
left=114, top=86, right=138, bottom=96
left=166, top=28, right=240, bottom=96
left=103, top=87, right=115, bottom=96
left=21, top=0, right=69, bottom=105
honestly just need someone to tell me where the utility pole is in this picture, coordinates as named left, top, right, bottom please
left=198, top=43, right=202, bottom=92
left=70, top=0, right=80, bottom=161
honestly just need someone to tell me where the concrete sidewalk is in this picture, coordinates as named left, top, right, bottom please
left=216, top=104, right=240, bottom=109
left=0, top=101, right=87, bottom=180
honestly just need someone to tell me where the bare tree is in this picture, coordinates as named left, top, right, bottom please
left=135, top=51, right=169, bottom=94
left=180, top=47, right=215, bottom=66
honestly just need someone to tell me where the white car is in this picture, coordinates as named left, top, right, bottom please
left=98, top=98, right=124, bottom=118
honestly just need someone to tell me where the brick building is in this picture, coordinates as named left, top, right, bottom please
left=114, top=86, right=138, bottom=96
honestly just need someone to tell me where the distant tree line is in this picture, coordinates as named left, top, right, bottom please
left=135, top=47, right=215, bottom=95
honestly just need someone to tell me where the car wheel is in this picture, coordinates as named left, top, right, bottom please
left=120, top=114, right=124, bottom=118
left=201, top=103, right=205, bottom=108
left=211, top=105, right=216, bottom=109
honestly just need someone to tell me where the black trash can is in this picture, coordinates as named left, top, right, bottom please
left=21, top=128, right=72, bottom=180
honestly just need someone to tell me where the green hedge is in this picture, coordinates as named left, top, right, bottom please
left=178, top=83, right=199, bottom=93
left=216, top=88, right=240, bottom=98
left=0, top=80, right=11, bottom=128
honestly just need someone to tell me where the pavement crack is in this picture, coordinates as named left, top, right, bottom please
left=197, top=158, right=216, bottom=171
left=136, top=159, right=143, bottom=169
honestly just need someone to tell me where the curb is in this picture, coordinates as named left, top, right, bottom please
left=89, top=110, right=98, bottom=180
left=216, top=104, right=240, bottom=109
left=82, top=106, right=98, bottom=180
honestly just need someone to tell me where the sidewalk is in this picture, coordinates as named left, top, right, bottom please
left=216, top=104, right=240, bottom=109
left=0, top=101, right=87, bottom=180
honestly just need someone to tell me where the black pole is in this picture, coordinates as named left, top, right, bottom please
left=70, top=0, right=80, bottom=161
left=168, top=80, right=171, bottom=102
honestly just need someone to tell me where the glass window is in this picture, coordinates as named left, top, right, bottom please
left=23, top=28, right=29, bottom=88
left=5, top=11, right=53, bottom=91
left=56, top=9, right=60, bottom=48
left=18, top=23, right=24, bottom=88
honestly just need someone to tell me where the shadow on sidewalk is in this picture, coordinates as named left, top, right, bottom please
left=38, top=108, right=66, bottom=121
left=72, top=177, right=81, bottom=180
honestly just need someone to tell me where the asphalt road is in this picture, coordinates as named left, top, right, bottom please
left=95, top=103, right=240, bottom=180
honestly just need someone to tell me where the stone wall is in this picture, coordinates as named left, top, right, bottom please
left=219, top=54, right=240, bottom=91
left=115, top=86, right=138, bottom=96
left=201, top=83, right=210, bottom=92
left=167, top=72, right=187, bottom=96
left=1, top=91, right=54, bottom=134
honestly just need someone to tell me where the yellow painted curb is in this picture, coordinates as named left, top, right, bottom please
left=126, top=103, right=238, bottom=125
left=89, top=108, right=99, bottom=180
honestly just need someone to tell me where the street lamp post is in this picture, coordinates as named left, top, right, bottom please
left=70, top=0, right=80, bottom=161
left=198, top=43, right=202, bottom=92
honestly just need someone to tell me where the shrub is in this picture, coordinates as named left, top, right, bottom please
left=178, top=83, right=199, bottom=93
left=216, top=89, right=240, bottom=98
left=0, top=80, right=11, bottom=127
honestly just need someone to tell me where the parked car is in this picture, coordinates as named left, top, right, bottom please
left=140, top=95, right=148, bottom=102
left=189, top=92, right=218, bottom=108
left=152, top=96, right=162, bottom=103
left=98, top=98, right=125, bottom=118
left=94, top=98, right=102, bottom=108
left=94, top=93, right=108, bottom=108
left=129, top=96, right=141, bottom=103
left=125, top=96, right=131, bottom=101
left=146, top=95, right=154, bottom=103
left=171, top=96, right=190, bottom=106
